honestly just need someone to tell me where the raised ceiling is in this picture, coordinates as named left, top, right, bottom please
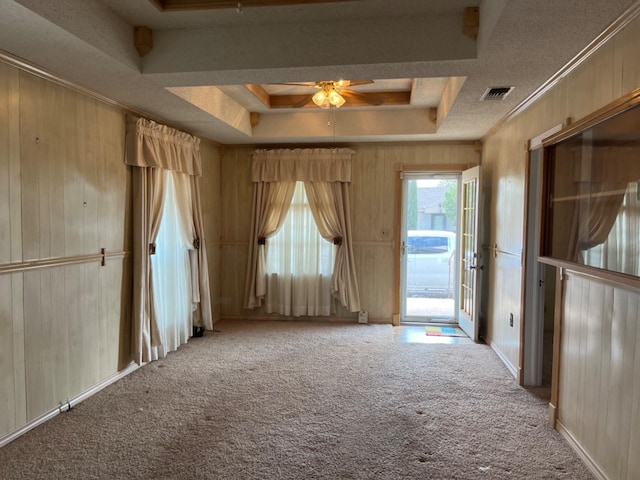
left=0, top=0, right=637, bottom=145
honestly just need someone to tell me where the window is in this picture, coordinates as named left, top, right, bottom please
left=543, top=102, right=640, bottom=278
left=264, top=182, right=335, bottom=316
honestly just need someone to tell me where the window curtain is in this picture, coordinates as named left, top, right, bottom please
left=244, top=148, right=361, bottom=313
left=566, top=143, right=640, bottom=264
left=125, top=117, right=213, bottom=364
left=586, top=185, right=640, bottom=275
left=264, top=183, right=334, bottom=316
left=150, top=171, right=193, bottom=360
left=304, top=181, right=360, bottom=312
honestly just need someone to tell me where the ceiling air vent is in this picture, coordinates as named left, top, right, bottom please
left=480, top=86, right=514, bottom=101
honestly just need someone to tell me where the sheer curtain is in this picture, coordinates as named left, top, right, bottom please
left=126, top=116, right=213, bottom=364
left=265, top=182, right=334, bottom=316
left=150, top=171, right=194, bottom=360
left=585, top=183, right=640, bottom=276
left=244, top=148, right=361, bottom=314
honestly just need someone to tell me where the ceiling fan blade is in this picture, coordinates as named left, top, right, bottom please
left=342, top=79, right=374, bottom=87
left=268, top=82, right=318, bottom=87
left=342, top=89, right=384, bottom=106
left=293, top=94, right=314, bottom=108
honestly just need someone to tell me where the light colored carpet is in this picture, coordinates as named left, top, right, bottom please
left=0, top=320, right=593, bottom=479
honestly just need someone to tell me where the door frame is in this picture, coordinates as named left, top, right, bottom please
left=392, top=163, right=474, bottom=326
left=399, top=172, right=461, bottom=323
left=520, top=124, right=563, bottom=385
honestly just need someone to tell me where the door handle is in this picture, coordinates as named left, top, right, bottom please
left=402, top=241, right=406, bottom=255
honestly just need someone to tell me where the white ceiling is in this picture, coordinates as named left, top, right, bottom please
left=0, top=0, right=637, bottom=145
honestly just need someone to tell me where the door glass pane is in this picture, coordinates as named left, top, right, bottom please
left=461, top=178, right=476, bottom=318
left=404, top=176, right=458, bottom=320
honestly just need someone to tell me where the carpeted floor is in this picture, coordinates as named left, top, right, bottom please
left=0, top=319, right=593, bottom=479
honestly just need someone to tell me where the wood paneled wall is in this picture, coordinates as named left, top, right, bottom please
left=558, top=272, right=639, bottom=480
left=0, top=61, right=224, bottom=442
left=482, top=13, right=640, bottom=480
left=0, top=62, right=132, bottom=439
left=199, top=141, right=222, bottom=321
left=218, top=144, right=479, bottom=321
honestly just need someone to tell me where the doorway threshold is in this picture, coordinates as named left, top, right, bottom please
left=401, top=319, right=458, bottom=326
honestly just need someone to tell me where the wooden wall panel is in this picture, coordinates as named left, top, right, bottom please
left=220, top=147, right=253, bottom=244
left=614, top=15, right=640, bottom=95
left=558, top=274, right=640, bottom=480
left=0, top=62, right=26, bottom=439
left=200, top=141, right=222, bottom=322
left=0, top=61, right=131, bottom=440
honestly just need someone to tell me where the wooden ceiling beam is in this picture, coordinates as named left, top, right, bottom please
left=269, top=91, right=412, bottom=109
left=149, top=0, right=351, bottom=11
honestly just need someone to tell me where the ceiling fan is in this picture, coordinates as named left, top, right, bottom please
left=273, top=80, right=384, bottom=109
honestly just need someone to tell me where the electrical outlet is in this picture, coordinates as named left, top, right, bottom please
left=509, top=313, right=514, bottom=327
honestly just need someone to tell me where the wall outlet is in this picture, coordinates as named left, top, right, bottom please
left=509, top=313, right=514, bottom=327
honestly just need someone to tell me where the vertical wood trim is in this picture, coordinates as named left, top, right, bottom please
left=11, top=274, right=26, bottom=429
left=518, top=149, right=531, bottom=386
left=549, top=267, right=564, bottom=427
left=392, top=169, right=402, bottom=325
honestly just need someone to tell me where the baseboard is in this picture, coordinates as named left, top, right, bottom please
left=484, top=336, right=519, bottom=379
left=218, top=314, right=392, bottom=324
left=556, top=420, right=609, bottom=480
left=0, top=362, right=139, bottom=449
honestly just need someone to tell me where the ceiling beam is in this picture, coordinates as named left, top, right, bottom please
left=149, top=0, right=351, bottom=11
left=269, top=91, right=412, bottom=109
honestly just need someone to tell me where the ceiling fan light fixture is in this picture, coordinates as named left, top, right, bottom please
left=312, top=83, right=345, bottom=109
left=312, top=89, right=328, bottom=107
left=328, top=88, right=346, bottom=108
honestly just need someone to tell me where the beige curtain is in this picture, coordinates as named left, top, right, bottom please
left=566, top=144, right=640, bottom=263
left=190, top=176, right=213, bottom=328
left=244, top=148, right=360, bottom=312
left=304, top=181, right=361, bottom=312
left=130, top=167, right=166, bottom=363
left=126, top=116, right=213, bottom=364
left=243, top=181, right=296, bottom=308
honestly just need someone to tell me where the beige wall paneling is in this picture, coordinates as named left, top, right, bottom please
left=557, top=273, right=640, bottom=480
left=614, top=14, right=640, bottom=95
left=4, top=65, right=132, bottom=431
left=200, top=141, right=222, bottom=321
left=0, top=61, right=27, bottom=437
left=481, top=124, right=525, bottom=376
left=350, top=147, right=395, bottom=321
left=219, top=148, right=252, bottom=317
left=565, top=41, right=616, bottom=123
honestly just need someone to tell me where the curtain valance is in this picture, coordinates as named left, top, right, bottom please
left=251, top=148, right=355, bottom=182
left=126, top=117, right=202, bottom=176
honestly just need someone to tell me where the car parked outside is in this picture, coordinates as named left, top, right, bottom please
left=406, top=230, right=456, bottom=297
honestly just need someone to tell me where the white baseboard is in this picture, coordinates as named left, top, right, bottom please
left=0, top=362, right=139, bottom=449
left=484, top=336, right=519, bottom=379
left=218, top=314, right=392, bottom=324
left=556, top=420, right=609, bottom=480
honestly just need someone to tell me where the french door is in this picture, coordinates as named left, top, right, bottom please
left=458, top=166, right=482, bottom=341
